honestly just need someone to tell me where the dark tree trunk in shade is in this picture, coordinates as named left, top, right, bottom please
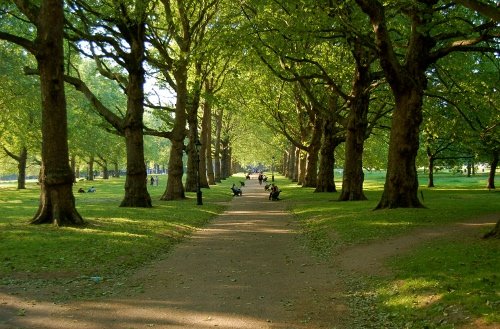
left=339, top=48, right=371, bottom=201
left=315, top=117, right=338, bottom=193
left=427, top=153, right=435, bottom=188
left=203, top=88, right=215, bottom=185
left=30, top=0, right=83, bottom=225
left=213, top=108, right=223, bottom=182
left=355, top=0, right=433, bottom=209
left=185, top=67, right=203, bottom=193
left=302, top=117, right=322, bottom=188
left=487, top=151, right=498, bottom=189
left=118, top=19, right=151, bottom=207
left=288, top=146, right=296, bottom=180
left=161, top=60, right=188, bottom=201
left=375, top=88, right=425, bottom=209
left=298, top=149, right=306, bottom=185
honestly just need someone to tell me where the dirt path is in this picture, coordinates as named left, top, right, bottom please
left=0, top=178, right=347, bottom=329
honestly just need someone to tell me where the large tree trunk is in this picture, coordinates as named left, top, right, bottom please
left=203, top=86, right=215, bottom=185
left=185, top=67, right=203, bottom=192
left=339, top=45, right=370, bottom=201
left=339, top=91, right=368, bottom=200
left=88, top=156, right=94, bottom=181
left=161, top=61, right=188, bottom=201
left=2, top=145, right=27, bottom=190
left=221, top=139, right=231, bottom=179
left=487, top=150, right=498, bottom=189
left=376, top=89, right=425, bottom=209
left=355, top=0, right=434, bottom=209
left=101, top=160, right=109, bottom=179
left=213, top=108, right=223, bottom=182
left=113, top=161, right=120, bottom=178
left=17, top=146, right=27, bottom=190
left=161, top=138, right=186, bottom=201
left=315, top=117, right=337, bottom=193
left=185, top=135, right=198, bottom=193
left=119, top=21, right=151, bottom=207
left=303, top=117, right=322, bottom=188
left=288, top=145, right=296, bottom=181
left=298, top=149, right=306, bottom=185
left=428, top=152, right=435, bottom=188
left=31, top=0, right=83, bottom=226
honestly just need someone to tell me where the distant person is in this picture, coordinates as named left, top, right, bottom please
left=88, top=186, right=96, bottom=193
left=258, top=172, right=263, bottom=185
left=150, top=176, right=155, bottom=186
left=78, top=187, right=85, bottom=193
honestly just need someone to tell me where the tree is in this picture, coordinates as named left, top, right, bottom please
left=0, top=0, right=83, bottom=225
left=65, top=0, right=153, bottom=207
left=354, top=0, right=498, bottom=209
left=0, top=45, right=41, bottom=189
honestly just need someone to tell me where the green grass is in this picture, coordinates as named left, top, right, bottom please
left=376, top=238, right=499, bottom=328
left=0, top=174, right=243, bottom=300
left=285, top=172, right=499, bottom=252
left=282, top=171, right=499, bottom=328
left=1, top=171, right=499, bottom=327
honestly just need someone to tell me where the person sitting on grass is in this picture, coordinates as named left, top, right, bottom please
left=231, top=183, right=242, bottom=196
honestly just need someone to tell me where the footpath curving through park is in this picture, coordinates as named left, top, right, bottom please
left=0, top=176, right=348, bottom=329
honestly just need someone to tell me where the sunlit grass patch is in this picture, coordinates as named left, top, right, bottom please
left=370, top=237, right=500, bottom=327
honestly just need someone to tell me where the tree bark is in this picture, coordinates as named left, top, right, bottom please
left=487, top=150, right=498, bottom=189
left=203, top=84, right=215, bottom=185
left=298, top=149, right=306, bottom=185
left=161, top=61, right=188, bottom=201
left=221, top=138, right=231, bottom=179
left=315, top=117, right=337, bottom=193
left=184, top=66, right=203, bottom=192
left=118, top=19, right=151, bottom=207
left=31, top=0, right=83, bottom=226
left=2, top=145, right=27, bottom=190
left=339, top=41, right=371, bottom=201
left=16, top=146, right=27, bottom=189
left=288, top=145, right=296, bottom=181
left=428, top=154, right=435, bottom=188
left=302, top=116, right=322, bottom=188
left=213, top=108, right=223, bottom=182
left=376, top=89, right=425, bottom=209
left=355, top=0, right=431, bottom=209
left=88, top=156, right=94, bottom=181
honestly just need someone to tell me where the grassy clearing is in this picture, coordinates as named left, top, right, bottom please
left=283, top=171, right=499, bottom=328
left=0, top=175, right=243, bottom=301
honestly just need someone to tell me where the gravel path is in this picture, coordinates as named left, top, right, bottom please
left=1, top=178, right=347, bottom=329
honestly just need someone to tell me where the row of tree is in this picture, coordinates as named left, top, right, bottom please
left=0, top=0, right=498, bottom=227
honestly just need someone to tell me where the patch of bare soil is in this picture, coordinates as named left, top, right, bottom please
left=0, top=178, right=498, bottom=329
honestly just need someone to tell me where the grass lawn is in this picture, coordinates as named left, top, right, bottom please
left=282, top=171, right=499, bottom=328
